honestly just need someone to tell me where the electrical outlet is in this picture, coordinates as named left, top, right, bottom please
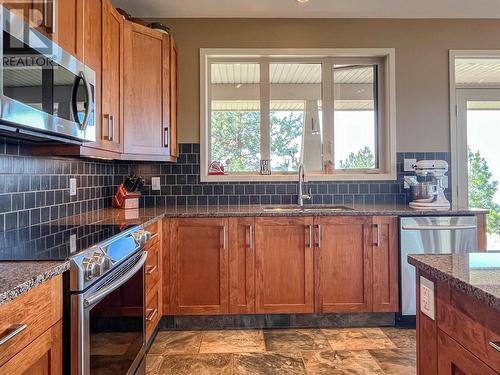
left=70, top=234, right=77, bottom=254
left=420, top=276, right=435, bottom=320
left=404, top=158, right=417, bottom=172
left=151, top=177, right=161, bottom=191
left=69, top=178, right=77, bottom=196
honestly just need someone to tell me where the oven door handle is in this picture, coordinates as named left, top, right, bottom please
left=83, top=251, right=148, bottom=308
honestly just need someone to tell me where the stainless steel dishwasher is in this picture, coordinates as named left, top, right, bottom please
left=399, top=216, right=477, bottom=317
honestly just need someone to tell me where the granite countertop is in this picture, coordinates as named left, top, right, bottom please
left=408, top=253, right=500, bottom=311
left=54, top=204, right=488, bottom=227
left=0, top=261, right=69, bottom=306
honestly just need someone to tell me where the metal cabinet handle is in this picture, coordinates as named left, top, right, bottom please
left=490, top=342, right=500, bottom=352
left=374, top=223, right=380, bottom=247
left=146, top=308, right=158, bottom=322
left=164, top=127, right=169, bottom=148
left=150, top=232, right=159, bottom=240
left=0, top=324, right=27, bottom=346
left=306, top=224, right=313, bottom=248
left=103, top=114, right=110, bottom=140
left=145, top=264, right=158, bottom=275
left=221, top=226, right=228, bottom=250
left=316, top=224, right=321, bottom=248
left=110, top=115, right=115, bottom=141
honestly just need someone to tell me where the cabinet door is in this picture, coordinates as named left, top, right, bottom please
left=229, top=217, right=255, bottom=314
left=438, top=330, right=497, bottom=375
left=372, top=216, right=399, bottom=312
left=0, top=321, right=62, bottom=375
left=123, top=22, right=166, bottom=156
left=54, top=0, right=84, bottom=60
left=255, top=217, right=314, bottom=313
left=101, top=0, right=123, bottom=153
left=171, top=218, right=229, bottom=315
left=316, top=216, right=373, bottom=312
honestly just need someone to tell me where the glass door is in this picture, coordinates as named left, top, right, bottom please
left=456, top=89, right=500, bottom=249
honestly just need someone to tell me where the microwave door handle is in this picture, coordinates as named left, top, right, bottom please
left=79, top=71, right=93, bottom=131
left=83, top=251, right=148, bottom=308
left=70, top=75, right=81, bottom=124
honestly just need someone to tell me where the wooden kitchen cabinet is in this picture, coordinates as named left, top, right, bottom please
left=372, top=216, right=399, bottom=312
left=169, top=36, right=179, bottom=158
left=254, top=217, right=314, bottom=314
left=0, top=321, right=62, bottom=375
left=122, top=22, right=176, bottom=161
left=170, top=218, right=229, bottom=315
left=229, top=217, right=255, bottom=314
left=54, top=0, right=84, bottom=60
left=315, top=216, right=373, bottom=312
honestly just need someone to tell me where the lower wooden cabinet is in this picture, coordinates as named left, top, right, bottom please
left=372, top=216, right=399, bottom=312
left=0, top=321, right=62, bottom=375
left=164, top=215, right=399, bottom=316
left=254, top=217, right=314, bottom=314
left=170, top=218, right=229, bottom=315
left=229, top=217, right=255, bottom=314
left=437, top=329, right=497, bottom=375
left=316, top=216, right=373, bottom=312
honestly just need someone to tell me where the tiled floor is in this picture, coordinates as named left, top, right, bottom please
left=146, top=327, right=416, bottom=375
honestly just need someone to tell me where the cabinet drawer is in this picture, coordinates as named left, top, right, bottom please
left=437, top=282, right=500, bottom=372
left=0, top=320, right=62, bottom=375
left=146, top=221, right=161, bottom=247
left=145, top=241, right=161, bottom=293
left=145, top=281, right=162, bottom=342
left=0, top=276, right=62, bottom=367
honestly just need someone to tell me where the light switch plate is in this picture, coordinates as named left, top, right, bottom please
left=69, top=178, right=77, bottom=196
left=420, top=276, right=435, bottom=320
left=152, top=177, right=161, bottom=191
left=404, top=158, right=417, bottom=172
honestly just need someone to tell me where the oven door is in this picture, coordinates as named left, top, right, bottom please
left=72, top=251, right=147, bottom=375
left=0, top=5, right=96, bottom=142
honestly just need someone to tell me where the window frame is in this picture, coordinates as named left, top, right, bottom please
left=200, top=48, right=397, bottom=182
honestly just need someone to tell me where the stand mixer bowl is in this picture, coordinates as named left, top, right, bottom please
left=410, top=182, right=437, bottom=201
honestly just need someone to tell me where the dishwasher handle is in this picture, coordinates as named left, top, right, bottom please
left=401, top=225, right=477, bottom=231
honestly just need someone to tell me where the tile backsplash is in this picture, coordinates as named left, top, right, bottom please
left=0, top=138, right=114, bottom=231
left=0, top=138, right=451, bottom=231
left=115, top=144, right=452, bottom=209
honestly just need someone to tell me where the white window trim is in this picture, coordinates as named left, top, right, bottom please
left=200, top=48, right=397, bottom=182
left=449, top=50, right=500, bottom=208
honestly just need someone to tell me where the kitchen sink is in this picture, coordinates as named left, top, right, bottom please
left=262, top=205, right=355, bottom=212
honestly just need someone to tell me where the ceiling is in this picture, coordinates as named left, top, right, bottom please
left=112, top=0, right=500, bottom=19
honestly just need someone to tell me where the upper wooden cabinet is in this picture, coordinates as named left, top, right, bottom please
left=254, top=217, right=314, bottom=314
left=100, top=0, right=123, bottom=154
left=122, top=22, right=176, bottom=161
left=170, top=218, right=229, bottom=315
left=315, top=216, right=373, bottom=313
left=372, top=216, right=399, bottom=312
left=169, top=37, right=179, bottom=158
left=54, top=0, right=84, bottom=60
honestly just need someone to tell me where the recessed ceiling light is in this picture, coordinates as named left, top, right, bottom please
left=297, top=0, right=310, bottom=3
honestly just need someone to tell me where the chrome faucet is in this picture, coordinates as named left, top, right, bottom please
left=298, top=163, right=311, bottom=207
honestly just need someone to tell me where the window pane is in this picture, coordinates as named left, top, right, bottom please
left=333, top=64, right=378, bottom=170
left=455, top=58, right=500, bottom=85
left=210, top=63, right=261, bottom=173
left=270, top=63, right=323, bottom=172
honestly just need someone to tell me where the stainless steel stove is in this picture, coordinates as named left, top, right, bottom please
left=0, top=220, right=154, bottom=375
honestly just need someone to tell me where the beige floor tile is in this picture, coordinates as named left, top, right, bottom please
left=264, top=329, right=330, bottom=351
left=149, top=331, right=202, bottom=355
left=381, top=328, right=416, bottom=350
left=322, top=328, right=397, bottom=350
left=302, top=350, right=385, bottom=374
left=200, top=330, right=266, bottom=353
left=234, top=352, right=306, bottom=375
left=370, top=349, right=416, bottom=375
left=146, top=354, right=163, bottom=375
left=158, top=354, right=232, bottom=375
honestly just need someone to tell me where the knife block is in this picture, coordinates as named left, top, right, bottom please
left=112, top=184, right=141, bottom=209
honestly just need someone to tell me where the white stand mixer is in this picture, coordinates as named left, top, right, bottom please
left=408, top=160, right=451, bottom=210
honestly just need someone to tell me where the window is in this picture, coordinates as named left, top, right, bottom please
left=201, top=49, right=396, bottom=181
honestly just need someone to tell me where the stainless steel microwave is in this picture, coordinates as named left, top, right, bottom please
left=0, top=5, right=96, bottom=143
